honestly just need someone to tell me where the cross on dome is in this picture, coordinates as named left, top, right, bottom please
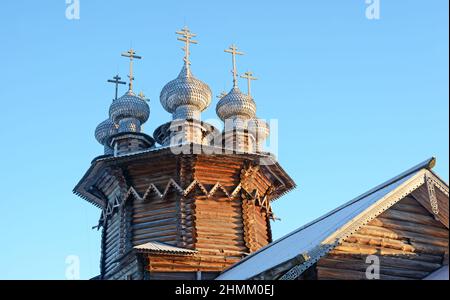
left=176, top=26, right=198, bottom=71
left=107, top=75, right=126, bottom=101
left=224, top=44, right=244, bottom=88
left=240, top=71, right=257, bottom=97
left=121, top=48, right=142, bottom=94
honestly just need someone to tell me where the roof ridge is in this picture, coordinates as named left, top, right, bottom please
left=219, top=157, right=436, bottom=275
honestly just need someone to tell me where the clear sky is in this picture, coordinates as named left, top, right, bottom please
left=0, top=0, right=448, bottom=279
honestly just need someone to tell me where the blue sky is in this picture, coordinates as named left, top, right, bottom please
left=0, top=0, right=448, bottom=279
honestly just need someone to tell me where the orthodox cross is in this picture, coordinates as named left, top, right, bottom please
left=224, top=44, right=244, bottom=88
left=107, top=75, right=126, bottom=100
left=240, top=71, right=257, bottom=97
left=217, top=91, right=227, bottom=99
left=176, top=26, right=198, bottom=70
left=121, top=48, right=142, bottom=93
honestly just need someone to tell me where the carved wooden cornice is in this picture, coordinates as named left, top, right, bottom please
left=97, top=176, right=275, bottom=225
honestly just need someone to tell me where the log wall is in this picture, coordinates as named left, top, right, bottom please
left=316, top=196, right=448, bottom=280
left=132, top=193, right=179, bottom=246
left=103, top=211, right=121, bottom=277
left=96, top=153, right=277, bottom=279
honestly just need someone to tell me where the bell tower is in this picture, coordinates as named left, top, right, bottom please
left=74, top=28, right=295, bottom=280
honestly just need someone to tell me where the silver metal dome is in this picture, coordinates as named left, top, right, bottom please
left=160, top=64, right=212, bottom=120
left=95, top=118, right=118, bottom=145
left=216, top=87, right=257, bottom=121
left=109, top=91, right=150, bottom=133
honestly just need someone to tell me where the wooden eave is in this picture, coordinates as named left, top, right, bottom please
left=73, top=144, right=296, bottom=208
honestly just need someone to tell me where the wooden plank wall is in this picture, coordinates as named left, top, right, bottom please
left=125, top=158, right=180, bottom=246
left=132, top=193, right=179, bottom=246
left=194, top=155, right=248, bottom=259
left=98, top=153, right=278, bottom=278
left=243, top=200, right=271, bottom=252
left=107, top=253, right=144, bottom=280
left=103, top=211, right=121, bottom=277
left=126, top=157, right=178, bottom=196
left=316, top=196, right=448, bottom=280
left=148, top=271, right=219, bottom=280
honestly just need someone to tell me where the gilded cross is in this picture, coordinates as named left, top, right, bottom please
left=121, top=48, right=142, bottom=93
left=240, top=71, right=257, bottom=97
left=107, top=75, right=126, bottom=101
left=176, top=26, right=198, bottom=69
left=224, top=44, right=244, bottom=88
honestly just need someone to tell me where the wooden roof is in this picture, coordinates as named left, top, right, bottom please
left=73, top=144, right=296, bottom=208
left=216, top=157, right=449, bottom=280
left=134, top=242, right=197, bottom=255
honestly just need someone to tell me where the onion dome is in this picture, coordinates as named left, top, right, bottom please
left=94, top=118, right=118, bottom=145
left=160, top=64, right=212, bottom=120
left=216, top=86, right=256, bottom=122
left=109, top=91, right=150, bottom=133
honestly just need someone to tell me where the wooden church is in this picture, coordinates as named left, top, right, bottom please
left=74, top=27, right=448, bottom=280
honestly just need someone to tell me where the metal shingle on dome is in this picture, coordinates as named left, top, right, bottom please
left=159, top=27, right=212, bottom=121
left=160, top=63, right=212, bottom=120
left=109, top=91, right=150, bottom=133
left=216, top=86, right=256, bottom=121
left=94, top=118, right=118, bottom=145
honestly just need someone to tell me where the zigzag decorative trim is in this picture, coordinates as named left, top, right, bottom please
left=279, top=170, right=427, bottom=280
left=98, top=177, right=274, bottom=222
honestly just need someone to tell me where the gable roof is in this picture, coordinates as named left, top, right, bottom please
left=216, top=157, right=449, bottom=280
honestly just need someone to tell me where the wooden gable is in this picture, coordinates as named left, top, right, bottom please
left=315, top=194, right=448, bottom=280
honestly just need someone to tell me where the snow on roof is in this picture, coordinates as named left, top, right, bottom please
left=423, top=265, right=449, bottom=280
left=216, top=158, right=437, bottom=280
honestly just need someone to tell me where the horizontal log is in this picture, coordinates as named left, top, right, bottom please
left=133, top=229, right=177, bottom=240
left=132, top=207, right=177, bottom=218
left=132, top=217, right=178, bottom=229
left=195, top=243, right=247, bottom=252
left=317, top=257, right=429, bottom=279
left=335, top=242, right=414, bottom=256
left=397, top=196, right=421, bottom=206
left=381, top=209, right=442, bottom=227
left=359, top=225, right=448, bottom=248
left=325, top=253, right=442, bottom=272
left=195, top=247, right=248, bottom=256
left=105, top=231, right=120, bottom=245
left=317, top=266, right=413, bottom=280
left=149, top=265, right=225, bottom=272
left=133, top=227, right=177, bottom=238
left=133, top=213, right=178, bottom=225
left=133, top=236, right=177, bottom=245
left=370, top=217, right=448, bottom=238
left=330, top=249, right=443, bottom=264
left=346, top=234, right=415, bottom=252
left=393, top=202, right=429, bottom=215
left=196, top=237, right=246, bottom=247
left=409, top=241, right=448, bottom=255
left=196, top=225, right=244, bottom=235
